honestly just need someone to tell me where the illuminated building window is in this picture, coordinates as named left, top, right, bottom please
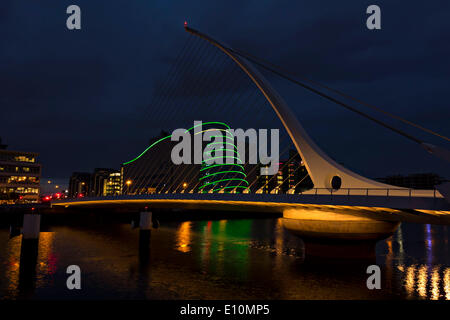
left=14, top=155, right=35, bottom=163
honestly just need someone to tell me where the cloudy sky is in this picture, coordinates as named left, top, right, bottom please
left=1, top=0, right=449, bottom=182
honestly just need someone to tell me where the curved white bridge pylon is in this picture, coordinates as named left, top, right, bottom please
left=185, top=26, right=442, bottom=198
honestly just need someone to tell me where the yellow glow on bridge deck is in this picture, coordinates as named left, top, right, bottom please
left=51, top=197, right=450, bottom=225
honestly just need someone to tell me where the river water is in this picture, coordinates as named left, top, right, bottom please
left=0, top=217, right=449, bottom=300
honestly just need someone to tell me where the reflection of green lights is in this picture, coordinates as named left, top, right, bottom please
left=199, top=178, right=249, bottom=190
left=199, top=170, right=246, bottom=181
left=202, top=156, right=243, bottom=164
left=196, top=220, right=251, bottom=278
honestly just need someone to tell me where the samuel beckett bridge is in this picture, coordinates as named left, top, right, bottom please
left=52, top=24, right=450, bottom=241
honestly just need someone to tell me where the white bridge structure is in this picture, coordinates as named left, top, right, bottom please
left=53, top=26, right=450, bottom=241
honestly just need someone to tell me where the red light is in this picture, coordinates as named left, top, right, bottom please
left=184, top=21, right=188, bottom=27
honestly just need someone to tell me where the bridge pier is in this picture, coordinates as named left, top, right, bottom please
left=19, top=213, right=41, bottom=296
left=281, top=208, right=399, bottom=242
left=139, top=211, right=153, bottom=261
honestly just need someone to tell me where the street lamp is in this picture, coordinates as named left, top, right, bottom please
left=126, top=180, right=132, bottom=195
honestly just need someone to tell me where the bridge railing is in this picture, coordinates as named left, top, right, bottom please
left=298, top=188, right=441, bottom=199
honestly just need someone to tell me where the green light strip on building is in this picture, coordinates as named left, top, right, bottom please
left=199, top=170, right=247, bottom=181
left=206, top=141, right=238, bottom=150
left=204, top=148, right=240, bottom=156
left=122, top=135, right=172, bottom=165
left=209, top=135, right=234, bottom=142
left=211, top=186, right=249, bottom=193
left=185, top=121, right=231, bottom=132
left=123, top=121, right=249, bottom=194
left=123, top=122, right=233, bottom=166
left=200, top=185, right=249, bottom=193
left=198, top=178, right=249, bottom=190
left=194, top=129, right=234, bottom=138
left=200, top=163, right=245, bottom=172
left=201, top=155, right=243, bottom=165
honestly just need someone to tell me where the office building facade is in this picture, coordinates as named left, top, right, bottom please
left=0, top=142, right=41, bottom=204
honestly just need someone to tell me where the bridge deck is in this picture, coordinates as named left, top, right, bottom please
left=52, top=193, right=450, bottom=225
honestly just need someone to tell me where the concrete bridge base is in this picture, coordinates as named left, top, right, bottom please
left=281, top=208, right=400, bottom=241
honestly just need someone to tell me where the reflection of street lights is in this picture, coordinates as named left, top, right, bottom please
left=126, top=180, right=132, bottom=195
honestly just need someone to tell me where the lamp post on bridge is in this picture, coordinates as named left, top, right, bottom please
left=126, top=179, right=132, bottom=195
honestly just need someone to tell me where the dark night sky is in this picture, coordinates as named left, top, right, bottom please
left=1, top=0, right=449, bottom=184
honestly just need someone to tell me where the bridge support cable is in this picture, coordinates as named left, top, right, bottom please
left=137, top=51, right=228, bottom=193
left=147, top=43, right=259, bottom=194
left=228, top=48, right=450, bottom=163
left=157, top=61, right=261, bottom=194
left=148, top=60, right=253, bottom=194
left=173, top=88, right=269, bottom=194
left=256, top=150, right=301, bottom=194
left=243, top=143, right=293, bottom=192
left=142, top=35, right=193, bottom=125
left=123, top=29, right=298, bottom=195
left=130, top=40, right=224, bottom=193
left=183, top=25, right=449, bottom=195
left=152, top=37, right=210, bottom=128
left=217, top=95, right=278, bottom=192
left=272, top=159, right=307, bottom=194
left=174, top=164, right=199, bottom=193
left=199, top=123, right=249, bottom=193
left=232, top=50, right=423, bottom=145
left=124, top=37, right=207, bottom=193
left=218, top=128, right=295, bottom=193
left=231, top=48, right=450, bottom=144
left=122, top=34, right=191, bottom=166
left=292, top=173, right=311, bottom=192
left=152, top=60, right=282, bottom=193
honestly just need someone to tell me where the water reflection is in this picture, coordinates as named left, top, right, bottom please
left=0, top=219, right=449, bottom=300
left=3, top=236, right=21, bottom=299
left=380, top=223, right=450, bottom=300
left=445, top=268, right=450, bottom=300
left=431, top=267, right=440, bottom=300
left=176, top=221, right=192, bottom=253
left=404, top=264, right=416, bottom=298
left=190, top=220, right=251, bottom=280
left=398, top=264, right=450, bottom=300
